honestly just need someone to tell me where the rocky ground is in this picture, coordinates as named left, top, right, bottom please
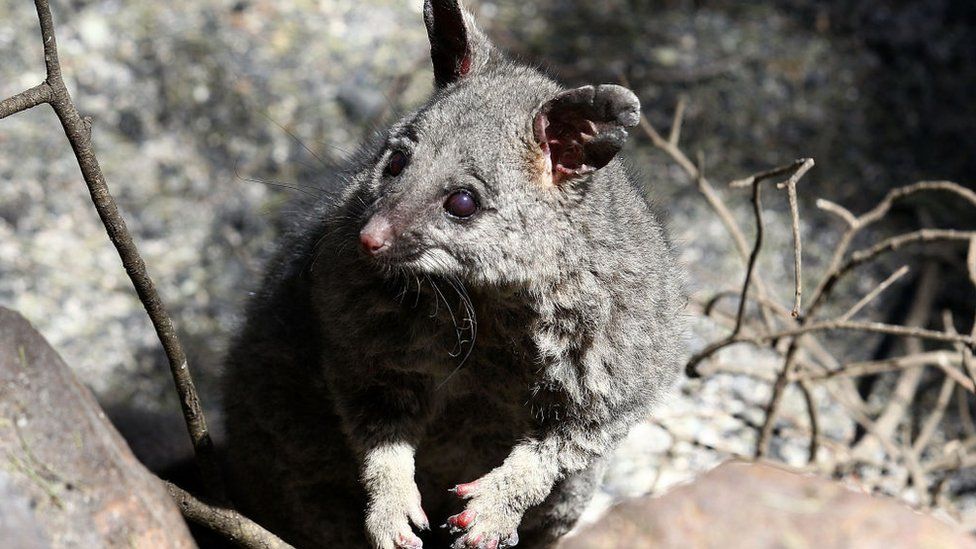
left=2, top=0, right=975, bottom=541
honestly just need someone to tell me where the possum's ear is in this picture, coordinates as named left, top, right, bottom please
left=533, top=85, right=641, bottom=186
left=424, top=0, right=493, bottom=87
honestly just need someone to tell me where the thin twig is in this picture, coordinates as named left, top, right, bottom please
left=688, top=317, right=975, bottom=372
left=798, top=379, right=819, bottom=464
left=731, top=172, right=764, bottom=338
left=668, top=97, right=686, bottom=146
left=700, top=290, right=794, bottom=321
left=756, top=340, right=801, bottom=458
left=965, top=237, right=976, bottom=383
left=799, top=351, right=958, bottom=382
left=0, top=82, right=52, bottom=119
left=778, top=159, right=814, bottom=317
left=839, top=265, right=910, bottom=322
left=861, top=181, right=976, bottom=227
left=958, top=385, right=976, bottom=437
left=164, top=481, right=293, bottom=549
left=727, top=158, right=811, bottom=189
left=912, top=375, right=955, bottom=455
left=816, top=198, right=857, bottom=227
left=944, top=310, right=976, bottom=396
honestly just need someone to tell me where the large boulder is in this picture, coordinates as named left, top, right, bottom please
left=563, top=461, right=975, bottom=549
left=0, top=307, right=196, bottom=548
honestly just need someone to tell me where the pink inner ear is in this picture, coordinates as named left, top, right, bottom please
left=458, top=54, right=471, bottom=76
left=534, top=111, right=598, bottom=183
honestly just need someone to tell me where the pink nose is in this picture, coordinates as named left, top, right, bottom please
left=359, top=216, right=394, bottom=255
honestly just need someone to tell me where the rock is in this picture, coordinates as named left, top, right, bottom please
left=0, top=307, right=196, bottom=548
left=562, top=461, right=975, bottom=549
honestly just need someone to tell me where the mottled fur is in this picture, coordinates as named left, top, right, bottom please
left=221, top=1, right=687, bottom=548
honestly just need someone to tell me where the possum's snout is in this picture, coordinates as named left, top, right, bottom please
left=359, top=215, right=395, bottom=256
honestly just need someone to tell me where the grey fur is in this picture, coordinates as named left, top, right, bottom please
left=221, top=1, right=687, bottom=548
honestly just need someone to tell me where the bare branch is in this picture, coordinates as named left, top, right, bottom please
left=728, top=158, right=811, bottom=189
left=850, top=229, right=975, bottom=267
left=700, top=290, right=793, bottom=320
left=816, top=198, right=856, bottom=227
left=731, top=171, right=765, bottom=338
left=779, top=159, right=815, bottom=317
left=756, top=340, right=801, bottom=458
left=859, top=181, right=976, bottom=228
left=798, top=379, right=819, bottom=464
left=968, top=236, right=976, bottom=288
left=967, top=237, right=976, bottom=359
left=943, top=310, right=976, bottom=395
left=164, top=481, right=293, bottom=549
left=809, top=229, right=975, bottom=321
left=912, top=375, right=956, bottom=455
left=668, top=97, right=686, bottom=146
left=958, top=386, right=976, bottom=437
left=784, top=320, right=972, bottom=346
left=0, top=82, right=52, bottom=119
left=688, top=317, right=974, bottom=377
left=799, top=351, right=958, bottom=382
left=838, top=265, right=910, bottom=322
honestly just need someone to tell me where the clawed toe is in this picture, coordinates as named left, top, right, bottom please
left=442, top=509, right=477, bottom=533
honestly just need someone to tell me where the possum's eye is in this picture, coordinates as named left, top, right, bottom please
left=385, top=151, right=409, bottom=177
left=444, top=189, right=478, bottom=219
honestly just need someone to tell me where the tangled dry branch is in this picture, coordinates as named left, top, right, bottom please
left=638, top=96, right=976, bottom=514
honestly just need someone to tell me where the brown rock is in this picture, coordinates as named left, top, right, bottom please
left=562, top=461, right=975, bottom=549
left=0, top=307, right=196, bottom=548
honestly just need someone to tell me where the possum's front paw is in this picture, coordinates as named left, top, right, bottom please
left=445, top=481, right=521, bottom=549
left=364, top=487, right=430, bottom=549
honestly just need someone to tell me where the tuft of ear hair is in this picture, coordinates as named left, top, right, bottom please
left=533, top=85, right=641, bottom=186
left=424, top=0, right=493, bottom=88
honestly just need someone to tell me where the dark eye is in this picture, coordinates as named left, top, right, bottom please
left=385, top=151, right=409, bottom=177
left=444, top=189, right=478, bottom=219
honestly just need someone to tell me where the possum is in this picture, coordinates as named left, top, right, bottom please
left=220, top=1, right=687, bottom=547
